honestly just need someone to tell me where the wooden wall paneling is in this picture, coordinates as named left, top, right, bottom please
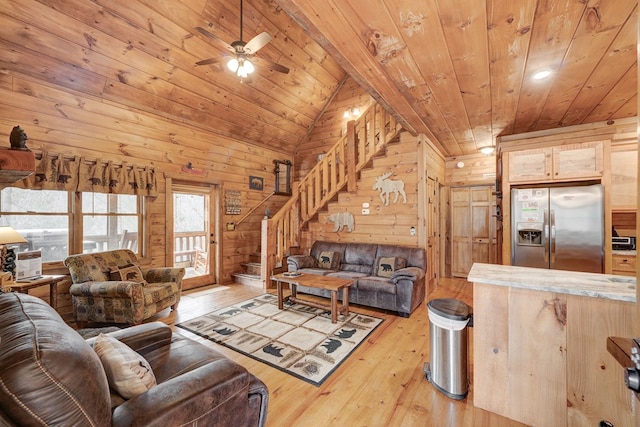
left=295, top=77, right=374, bottom=180
left=300, top=132, right=429, bottom=249
left=566, top=296, right=635, bottom=426
left=445, top=153, right=497, bottom=186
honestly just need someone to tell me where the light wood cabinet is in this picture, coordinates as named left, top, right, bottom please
left=451, top=186, right=496, bottom=277
left=610, top=148, right=637, bottom=210
left=508, top=141, right=603, bottom=184
left=473, top=277, right=635, bottom=427
left=612, top=253, right=636, bottom=276
left=508, top=148, right=552, bottom=182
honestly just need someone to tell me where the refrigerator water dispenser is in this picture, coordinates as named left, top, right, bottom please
left=516, top=223, right=543, bottom=246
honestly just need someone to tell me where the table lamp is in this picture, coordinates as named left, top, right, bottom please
left=0, top=226, right=27, bottom=284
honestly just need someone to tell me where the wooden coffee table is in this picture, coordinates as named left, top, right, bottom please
left=271, top=273, right=354, bottom=323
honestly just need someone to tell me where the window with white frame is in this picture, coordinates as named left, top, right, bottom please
left=0, top=187, right=143, bottom=264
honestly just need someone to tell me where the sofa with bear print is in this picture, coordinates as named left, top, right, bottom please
left=286, top=241, right=426, bottom=317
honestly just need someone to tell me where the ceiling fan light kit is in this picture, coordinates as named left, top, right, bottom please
left=227, top=57, right=254, bottom=78
left=195, top=0, right=289, bottom=80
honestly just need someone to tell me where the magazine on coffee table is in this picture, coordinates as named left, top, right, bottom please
left=282, top=272, right=302, bottom=277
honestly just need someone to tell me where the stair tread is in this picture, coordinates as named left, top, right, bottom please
left=233, top=272, right=260, bottom=278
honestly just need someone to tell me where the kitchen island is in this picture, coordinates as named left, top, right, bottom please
left=468, top=263, right=635, bottom=427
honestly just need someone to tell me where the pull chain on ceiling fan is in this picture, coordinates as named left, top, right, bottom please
left=195, top=0, right=289, bottom=81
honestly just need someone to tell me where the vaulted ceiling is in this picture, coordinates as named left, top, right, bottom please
left=277, top=0, right=638, bottom=156
left=1, top=0, right=637, bottom=158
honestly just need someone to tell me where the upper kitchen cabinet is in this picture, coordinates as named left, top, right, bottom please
left=507, top=148, right=552, bottom=182
left=610, top=143, right=637, bottom=210
left=508, top=141, right=603, bottom=184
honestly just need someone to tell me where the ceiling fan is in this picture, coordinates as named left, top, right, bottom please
left=195, top=0, right=289, bottom=80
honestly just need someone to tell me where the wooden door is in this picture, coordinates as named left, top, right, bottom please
left=167, top=181, right=220, bottom=290
left=471, top=186, right=497, bottom=265
left=451, top=187, right=472, bottom=277
left=451, top=185, right=497, bottom=277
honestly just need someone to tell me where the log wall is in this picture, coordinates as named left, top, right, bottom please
left=0, top=70, right=293, bottom=319
left=298, top=132, right=446, bottom=281
left=295, top=77, right=375, bottom=181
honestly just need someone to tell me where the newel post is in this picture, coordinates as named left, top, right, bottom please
left=346, top=120, right=357, bottom=193
left=260, top=218, right=275, bottom=289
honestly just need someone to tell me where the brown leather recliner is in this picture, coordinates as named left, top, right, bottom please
left=0, top=292, right=269, bottom=427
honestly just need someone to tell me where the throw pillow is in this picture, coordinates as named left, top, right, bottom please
left=318, top=251, right=340, bottom=270
left=93, top=333, right=157, bottom=399
left=109, top=264, right=146, bottom=284
left=376, top=257, right=406, bottom=278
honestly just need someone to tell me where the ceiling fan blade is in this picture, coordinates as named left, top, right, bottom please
left=244, top=32, right=272, bottom=54
left=194, top=26, right=235, bottom=52
left=253, top=56, right=290, bottom=74
left=195, top=57, right=223, bottom=66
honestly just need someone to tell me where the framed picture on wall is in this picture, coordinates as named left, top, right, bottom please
left=249, top=176, right=264, bottom=191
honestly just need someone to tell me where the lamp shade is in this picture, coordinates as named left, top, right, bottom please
left=0, top=226, right=27, bottom=245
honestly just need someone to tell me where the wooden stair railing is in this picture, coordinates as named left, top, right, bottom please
left=260, top=103, right=403, bottom=287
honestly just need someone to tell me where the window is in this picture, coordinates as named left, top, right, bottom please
left=0, top=187, right=143, bottom=264
left=82, top=193, right=142, bottom=254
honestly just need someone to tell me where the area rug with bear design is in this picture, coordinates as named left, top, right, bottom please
left=176, top=293, right=384, bottom=386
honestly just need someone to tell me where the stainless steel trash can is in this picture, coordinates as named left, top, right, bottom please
left=423, top=298, right=472, bottom=400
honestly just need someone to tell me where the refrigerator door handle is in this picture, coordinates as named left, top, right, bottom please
left=550, top=209, right=556, bottom=263
left=543, top=209, right=549, bottom=263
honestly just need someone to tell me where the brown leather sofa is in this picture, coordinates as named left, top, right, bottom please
left=287, top=240, right=426, bottom=317
left=0, top=292, right=269, bottom=427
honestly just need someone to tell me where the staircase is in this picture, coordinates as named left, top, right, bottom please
left=257, top=103, right=404, bottom=287
left=232, top=253, right=263, bottom=288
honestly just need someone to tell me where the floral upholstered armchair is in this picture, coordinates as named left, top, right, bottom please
left=64, top=249, right=184, bottom=328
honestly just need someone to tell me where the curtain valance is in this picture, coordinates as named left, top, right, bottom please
left=14, top=152, right=158, bottom=196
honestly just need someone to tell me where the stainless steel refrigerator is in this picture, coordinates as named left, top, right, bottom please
left=511, top=184, right=603, bottom=273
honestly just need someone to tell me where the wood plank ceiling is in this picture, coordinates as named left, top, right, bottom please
left=278, top=0, right=638, bottom=156
left=1, top=0, right=637, bottom=158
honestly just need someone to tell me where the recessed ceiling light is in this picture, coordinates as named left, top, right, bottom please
left=533, top=69, right=552, bottom=80
left=479, top=145, right=496, bottom=155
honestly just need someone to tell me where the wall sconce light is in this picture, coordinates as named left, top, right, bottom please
left=479, top=145, right=496, bottom=155
left=343, top=107, right=361, bottom=119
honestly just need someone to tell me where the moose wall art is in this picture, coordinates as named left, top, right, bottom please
left=373, top=171, right=406, bottom=206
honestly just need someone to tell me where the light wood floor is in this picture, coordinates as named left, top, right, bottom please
left=150, top=278, right=527, bottom=427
